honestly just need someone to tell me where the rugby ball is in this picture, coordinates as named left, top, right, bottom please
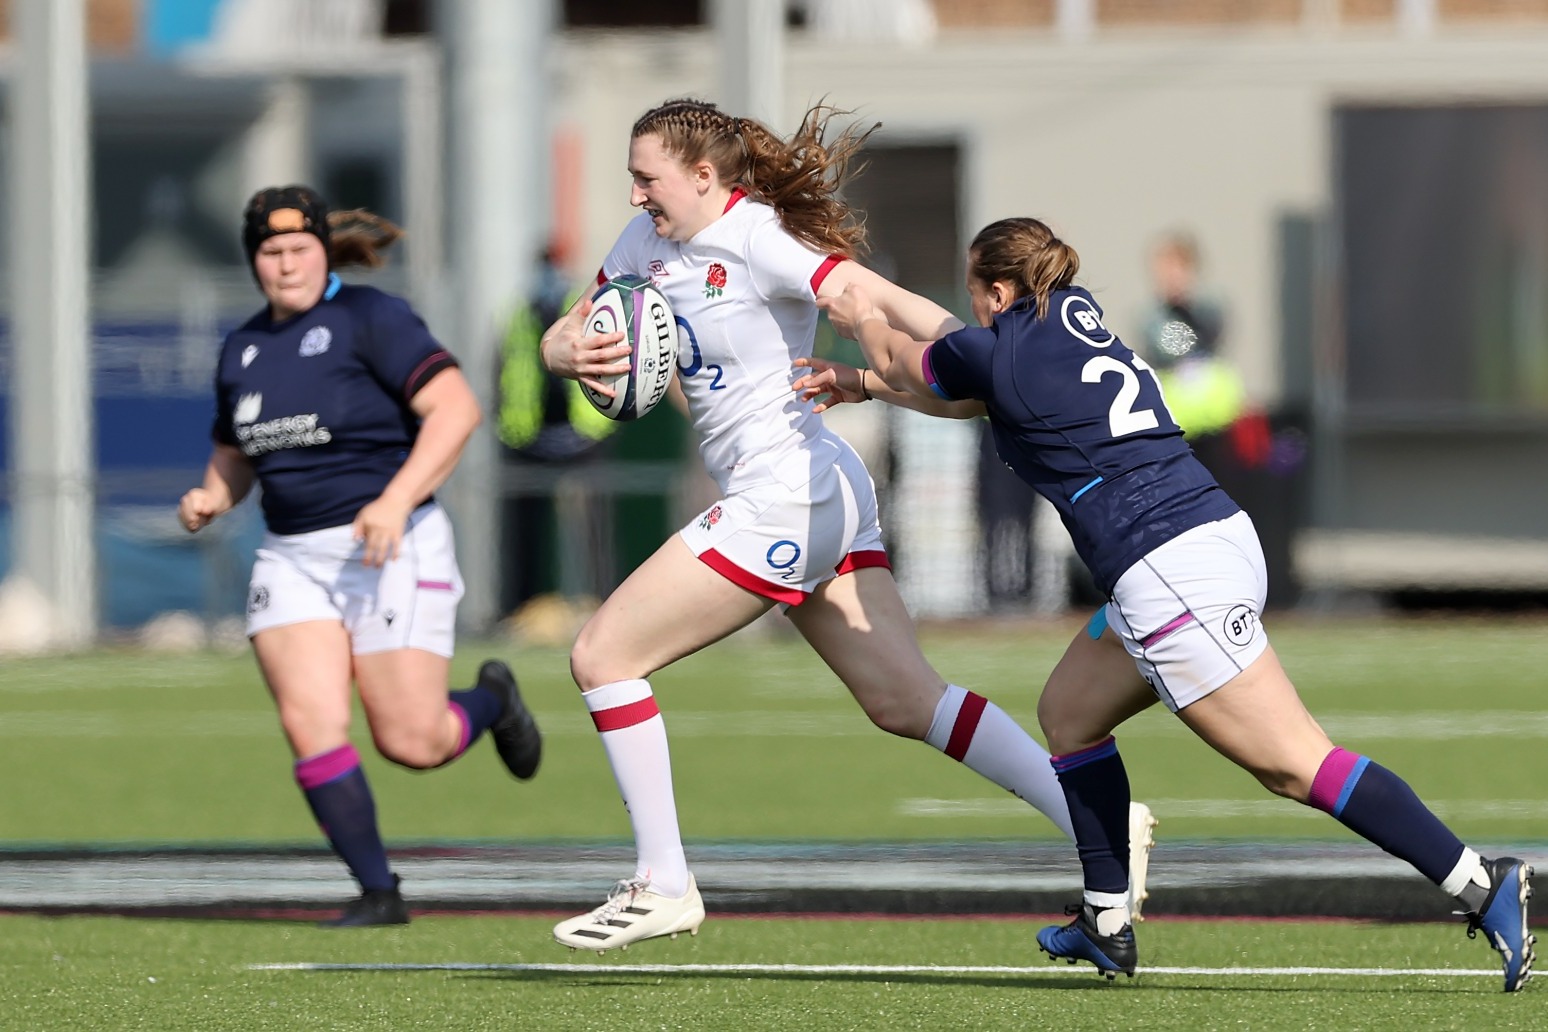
left=581, top=275, right=679, bottom=421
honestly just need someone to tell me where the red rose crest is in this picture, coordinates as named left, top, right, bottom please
left=698, top=504, right=724, bottom=531
left=704, top=262, right=727, bottom=299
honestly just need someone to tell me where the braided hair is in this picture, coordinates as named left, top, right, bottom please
left=631, top=98, right=877, bottom=259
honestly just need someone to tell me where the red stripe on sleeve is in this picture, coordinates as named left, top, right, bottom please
left=810, top=255, right=844, bottom=294
left=591, top=696, right=661, bottom=733
left=944, top=691, right=987, bottom=761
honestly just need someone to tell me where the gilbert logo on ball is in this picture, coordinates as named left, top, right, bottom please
left=582, top=275, right=680, bottom=421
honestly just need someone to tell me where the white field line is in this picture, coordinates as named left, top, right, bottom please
left=248, top=961, right=1502, bottom=978
left=7, top=709, right=1548, bottom=739
left=898, top=797, right=1548, bottom=820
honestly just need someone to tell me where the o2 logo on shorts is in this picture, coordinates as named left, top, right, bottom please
left=247, top=585, right=270, bottom=614
left=766, top=540, right=802, bottom=582
left=1223, top=605, right=1258, bottom=647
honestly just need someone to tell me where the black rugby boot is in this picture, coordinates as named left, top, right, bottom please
left=320, top=875, right=410, bottom=928
left=481, top=659, right=543, bottom=780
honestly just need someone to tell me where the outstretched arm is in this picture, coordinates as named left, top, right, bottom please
left=817, top=283, right=944, bottom=401
left=817, top=261, right=965, bottom=341
left=792, top=356, right=983, bottom=419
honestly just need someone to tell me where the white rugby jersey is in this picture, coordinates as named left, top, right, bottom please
left=598, top=193, right=846, bottom=495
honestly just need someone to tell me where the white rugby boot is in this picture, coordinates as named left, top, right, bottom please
left=554, top=874, right=705, bottom=953
left=1128, top=802, right=1159, bottom=922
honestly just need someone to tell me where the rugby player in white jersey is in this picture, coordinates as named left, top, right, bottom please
left=539, top=99, right=1155, bottom=952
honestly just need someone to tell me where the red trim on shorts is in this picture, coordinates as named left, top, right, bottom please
left=591, top=696, right=661, bottom=732
left=699, top=548, right=808, bottom=606
left=810, top=255, right=845, bottom=294
left=944, top=692, right=987, bottom=761
left=835, top=549, right=890, bottom=576
left=416, top=580, right=455, bottom=591
left=724, top=187, right=748, bottom=212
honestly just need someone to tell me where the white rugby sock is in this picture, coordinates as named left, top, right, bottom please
left=924, top=684, right=1076, bottom=840
left=1441, top=847, right=1485, bottom=898
left=583, top=679, right=690, bottom=898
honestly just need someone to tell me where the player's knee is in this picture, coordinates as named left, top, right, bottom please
left=569, top=620, right=647, bottom=691
left=857, top=693, right=930, bottom=740
left=277, top=707, right=349, bottom=758
left=1247, top=761, right=1313, bottom=803
left=568, top=635, right=612, bottom=692
left=372, top=724, right=446, bottom=770
left=1037, top=687, right=1085, bottom=755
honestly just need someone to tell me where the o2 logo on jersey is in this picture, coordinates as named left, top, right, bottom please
left=1223, top=605, right=1258, bottom=647
left=676, top=315, right=726, bottom=390
left=766, top=540, right=802, bottom=581
left=1062, top=296, right=1114, bottom=348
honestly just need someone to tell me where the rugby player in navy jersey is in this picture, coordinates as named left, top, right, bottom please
left=801, top=216, right=1534, bottom=991
left=178, top=186, right=542, bottom=927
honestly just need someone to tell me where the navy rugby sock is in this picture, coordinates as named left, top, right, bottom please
left=295, top=744, right=395, bottom=892
left=1050, top=736, right=1131, bottom=897
left=448, top=685, right=504, bottom=757
left=1307, top=747, right=1465, bottom=885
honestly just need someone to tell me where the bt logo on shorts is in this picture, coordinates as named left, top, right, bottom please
left=766, top=540, right=801, bottom=581
left=1223, top=605, right=1258, bottom=646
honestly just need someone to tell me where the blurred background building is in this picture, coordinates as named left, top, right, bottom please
left=3, top=0, right=1548, bottom=644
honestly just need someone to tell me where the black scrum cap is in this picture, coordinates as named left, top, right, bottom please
left=242, top=185, right=331, bottom=263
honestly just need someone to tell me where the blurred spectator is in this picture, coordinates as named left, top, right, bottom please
left=1140, top=230, right=1305, bottom=606
left=496, top=246, right=618, bottom=615
left=1140, top=233, right=1248, bottom=438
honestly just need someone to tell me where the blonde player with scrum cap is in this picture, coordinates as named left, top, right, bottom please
left=539, top=99, right=1156, bottom=953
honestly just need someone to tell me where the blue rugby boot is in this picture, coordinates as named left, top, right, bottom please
left=1037, top=904, right=1137, bottom=979
left=1463, top=857, right=1535, bottom=992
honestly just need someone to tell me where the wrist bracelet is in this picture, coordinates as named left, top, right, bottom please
left=860, top=369, right=873, bottom=401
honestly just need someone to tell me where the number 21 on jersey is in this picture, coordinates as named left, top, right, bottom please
left=1064, top=297, right=1169, bottom=439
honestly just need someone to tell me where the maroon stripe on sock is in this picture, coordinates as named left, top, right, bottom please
left=591, top=696, right=661, bottom=732
left=944, top=691, right=987, bottom=761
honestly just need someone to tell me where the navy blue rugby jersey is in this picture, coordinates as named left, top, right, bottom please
left=212, top=274, right=458, bottom=535
left=924, top=287, right=1238, bottom=594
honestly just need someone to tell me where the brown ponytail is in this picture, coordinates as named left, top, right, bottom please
left=967, top=217, right=1080, bottom=320
left=326, top=209, right=404, bottom=269
left=631, top=97, right=877, bottom=259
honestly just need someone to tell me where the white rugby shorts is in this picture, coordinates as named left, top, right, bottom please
left=245, top=502, right=464, bottom=656
left=679, top=437, right=888, bottom=606
left=1102, top=510, right=1270, bottom=712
